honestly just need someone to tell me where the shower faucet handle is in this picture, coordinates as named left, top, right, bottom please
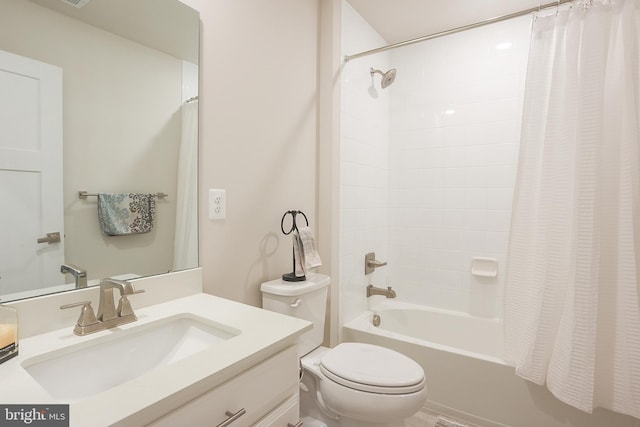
left=365, top=252, right=387, bottom=274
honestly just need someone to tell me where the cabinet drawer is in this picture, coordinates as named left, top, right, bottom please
left=148, top=346, right=298, bottom=427
left=254, top=393, right=300, bottom=427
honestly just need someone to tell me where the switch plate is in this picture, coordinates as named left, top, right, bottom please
left=209, top=189, right=226, bottom=220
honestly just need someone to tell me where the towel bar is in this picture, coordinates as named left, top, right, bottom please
left=78, top=191, right=168, bottom=199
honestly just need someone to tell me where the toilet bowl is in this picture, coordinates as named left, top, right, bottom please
left=261, top=274, right=427, bottom=426
left=305, top=344, right=427, bottom=425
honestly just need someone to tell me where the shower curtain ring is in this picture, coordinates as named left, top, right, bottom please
left=534, top=0, right=542, bottom=21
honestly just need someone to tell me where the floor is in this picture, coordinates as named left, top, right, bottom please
left=406, top=411, right=440, bottom=427
left=405, top=410, right=476, bottom=427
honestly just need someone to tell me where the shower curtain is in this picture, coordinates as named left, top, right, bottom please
left=173, top=100, right=198, bottom=270
left=504, top=0, right=640, bottom=418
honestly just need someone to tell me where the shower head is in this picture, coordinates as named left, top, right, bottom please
left=370, top=68, right=397, bottom=89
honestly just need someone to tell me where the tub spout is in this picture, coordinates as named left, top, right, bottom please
left=366, top=284, right=396, bottom=298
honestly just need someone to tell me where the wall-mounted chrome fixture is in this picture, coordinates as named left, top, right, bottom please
left=365, top=252, right=387, bottom=274
left=370, top=68, right=397, bottom=89
left=366, top=284, right=396, bottom=299
left=78, top=190, right=168, bottom=200
left=372, top=314, right=381, bottom=327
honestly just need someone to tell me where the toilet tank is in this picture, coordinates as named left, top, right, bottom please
left=260, top=273, right=330, bottom=357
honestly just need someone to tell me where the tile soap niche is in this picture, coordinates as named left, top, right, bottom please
left=471, top=257, right=498, bottom=278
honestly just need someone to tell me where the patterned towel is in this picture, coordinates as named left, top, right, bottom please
left=97, top=193, right=156, bottom=236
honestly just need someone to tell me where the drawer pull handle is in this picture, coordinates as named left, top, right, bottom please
left=216, top=408, right=246, bottom=427
left=288, top=422, right=303, bottom=427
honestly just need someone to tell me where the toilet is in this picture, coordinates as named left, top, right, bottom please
left=261, top=274, right=427, bottom=427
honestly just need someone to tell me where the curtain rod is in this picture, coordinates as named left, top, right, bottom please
left=344, top=0, right=573, bottom=62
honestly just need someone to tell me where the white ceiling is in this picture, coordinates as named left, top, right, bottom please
left=28, top=0, right=199, bottom=63
left=346, top=0, right=544, bottom=45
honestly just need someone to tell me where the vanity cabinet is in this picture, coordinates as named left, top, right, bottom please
left=147, top=345, right=301, bottom=427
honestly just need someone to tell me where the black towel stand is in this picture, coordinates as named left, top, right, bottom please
left=280, top=210, right=308, bottom=282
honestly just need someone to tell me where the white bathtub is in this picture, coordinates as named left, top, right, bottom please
left=342, top=301, right=639, bottom=427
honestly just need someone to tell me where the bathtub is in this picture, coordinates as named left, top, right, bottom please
left=342, top=300, right=639, bottom=427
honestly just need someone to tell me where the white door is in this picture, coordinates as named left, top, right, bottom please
left=0, top=50, right=64, bottom=297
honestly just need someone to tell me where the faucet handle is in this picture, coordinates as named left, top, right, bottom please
left=116, top=289, right=143, bottom=318
left=365, top=252, right=388, bottom=274
left=61, top=301, right=97, bottom=325
left=116, top=295, right=135, bottom=318
left=60, top=301, right=104, bottom=336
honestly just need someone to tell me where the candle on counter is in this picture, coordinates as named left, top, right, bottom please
left=0, top=305, right=18, bottom=364
left=0, top=323, right=17, bottom=349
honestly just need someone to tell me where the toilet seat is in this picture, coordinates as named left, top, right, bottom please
left=319, top=343, right=425, bottom=394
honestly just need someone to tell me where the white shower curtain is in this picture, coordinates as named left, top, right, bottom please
left=173, top=100, right=198, bottom=270
left=504, top=0, right=640, bottom=418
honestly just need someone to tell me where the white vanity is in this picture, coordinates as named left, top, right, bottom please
left=0, top=269, right=310, bottom=427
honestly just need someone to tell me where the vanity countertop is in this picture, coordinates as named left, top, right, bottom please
left=0, top=293, right=311, bottom=427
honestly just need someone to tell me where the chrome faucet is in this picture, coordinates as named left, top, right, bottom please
left=60, top=263, right=87, bottom=288
left=97, top=279, right=144, bottom=327
left=60, top=279, right=144, bottom=336
left=366, top=284, right=396, bottom=298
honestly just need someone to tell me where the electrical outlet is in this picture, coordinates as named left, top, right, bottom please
left=209, top=189, right=226, bottom=220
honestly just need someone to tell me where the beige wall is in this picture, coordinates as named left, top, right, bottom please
left=317, top=0, right=342, bottom=345
left=180, top=0, right=320, bottom=306
left=0, top=0, right=181, bottom=281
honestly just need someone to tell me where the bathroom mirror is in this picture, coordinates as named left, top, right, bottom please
left=0, top=0, right=199, bottom=302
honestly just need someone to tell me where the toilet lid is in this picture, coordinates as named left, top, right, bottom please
left=319, top=343, right=425, bottom=394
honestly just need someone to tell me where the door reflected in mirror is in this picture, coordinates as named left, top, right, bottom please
left=0, top=0, right=199, bottom=302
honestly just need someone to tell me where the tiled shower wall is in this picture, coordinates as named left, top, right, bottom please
left=340, top=4, right=532, bottom=323
left=387, top=16, right=531, bottom=318
left=339, top=2, right=390, bottom=326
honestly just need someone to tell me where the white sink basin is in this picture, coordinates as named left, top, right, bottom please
left=22, top=314, right=239, bottom=402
